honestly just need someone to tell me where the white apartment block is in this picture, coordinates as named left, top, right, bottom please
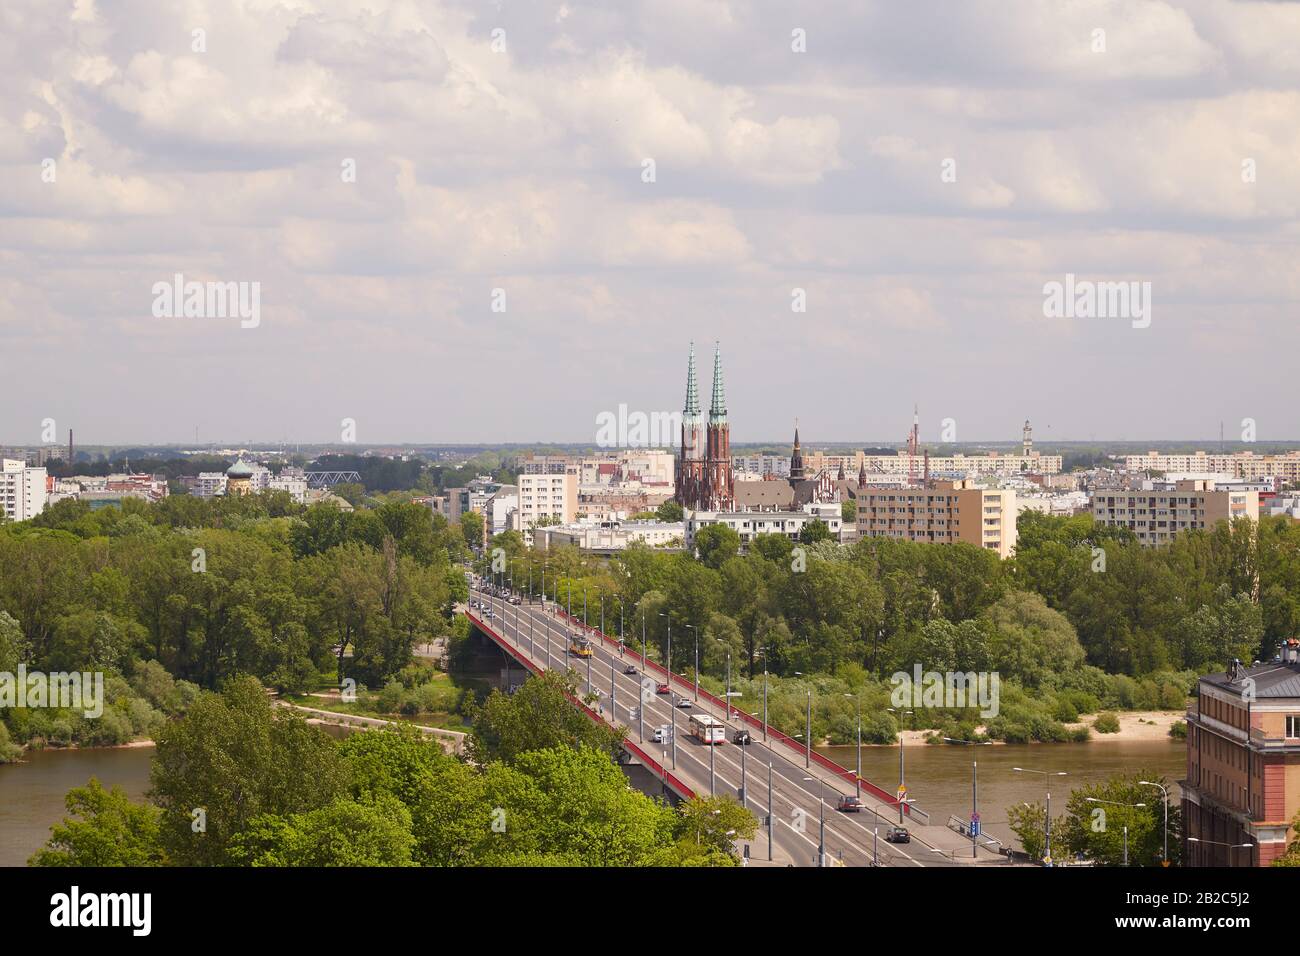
left=805, top=450, right=1062, bottom=478
left=533, top=520, right=685, bottom=552
left=1090, top=479, right=1259, bottom=546
left=518, top=470, right=578, bottom=526
left=856, top=480, right=1017, bottom=558
left=268, top=471, right=309, bottom=503
left=686, top=503, right=842, bottom=550
left=1122, top=451, right=1300, bottom=483
left=195, top=472, right=228, bottom=498
left=1, top=459, right=48, bottom=522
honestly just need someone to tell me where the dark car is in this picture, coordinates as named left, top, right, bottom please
left=836, top=795, right=863, bottom=813
left=624, top=665, right=638, bottom=675
left=884, top=826, right=910, bottom=843
left=733, top=730, right=753, bottom=745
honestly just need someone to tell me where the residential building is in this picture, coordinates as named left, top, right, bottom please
left=0, top=459, right=48, bottom=521
left=533, top=520, right=686, bottom=553
left=856, top=479, right=1017, bottom=558
left=1090, top=479, right=1259, bottom=546
left=686, top=503, right=842, bottom=550
left=1123, top=450, right=1300, bottom=483
left=1183, top=642, right=1300, bottom=867
left=518, top=469, right=578, bottom=527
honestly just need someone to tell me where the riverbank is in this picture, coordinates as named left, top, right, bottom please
left=5, top=736, right=155, bottom=763
left=882, top=709, right=1185, bottom=746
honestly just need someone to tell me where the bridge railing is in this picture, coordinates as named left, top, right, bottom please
left=467, top=610, right=694, bottom=800
left=550, top=608, right=928, bottom=824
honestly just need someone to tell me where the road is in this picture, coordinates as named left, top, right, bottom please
left=466, top=580, right=996, bottom=867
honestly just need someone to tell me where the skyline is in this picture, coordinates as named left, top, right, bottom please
left=5, top=0, right=1300, bottom=443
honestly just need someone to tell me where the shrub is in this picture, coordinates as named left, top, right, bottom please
left=1168, top=720, right=1187, bottom=739
left=1094, top=712, right=1121, bottom=734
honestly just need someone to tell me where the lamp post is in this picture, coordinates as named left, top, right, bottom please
left=658, top=612, right=672, bottom=680
left=945, top=738, right=991, bottom=858
left=1138, top=780, right=1170, bottom=866
left=1015, top=767, right=1068, bottom=865
left=888, top=707, right=913, bottom=823
left=682, top=623, right=699, bottom=701
left=795, top=673, right=811, bottom=769
left=758, top=647, right=769, bottom=741
left=1187, top=837, right=1254, bottom=868
left=845, top=693, right=862, bottom=798
left=767, top=761, right=774, bottom=862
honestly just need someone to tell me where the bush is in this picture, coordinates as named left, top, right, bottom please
left=375, top=681, right=406, bottom=715
left=1094, top=712, right=1121, bottom=734
left=1168, top=720, right=1187, bottom=739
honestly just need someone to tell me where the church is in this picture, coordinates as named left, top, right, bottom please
left=673, top=344, right=864, bottom=514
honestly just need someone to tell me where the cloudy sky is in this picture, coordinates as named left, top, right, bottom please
left=3, top=0, right=1299, bottom=446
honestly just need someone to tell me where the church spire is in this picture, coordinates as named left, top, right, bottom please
left=708, top=342, right=726, bottom=422
left=684, top=342, right=701, bottom=417
left=790, top=420, right=805, bottom=480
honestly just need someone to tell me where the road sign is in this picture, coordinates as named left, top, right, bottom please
left=896, top=786, right=907, bottom=802
left=970, top=814, right=981, bottom=837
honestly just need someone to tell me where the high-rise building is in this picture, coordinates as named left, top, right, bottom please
left=676, top=342, right=732, bottom=511
left=0, top=459, right=48, bottom=521
left=855, top=479, right=1017, bottom=558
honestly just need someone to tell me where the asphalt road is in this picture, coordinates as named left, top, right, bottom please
left=468, top=581, right=960, bottom=868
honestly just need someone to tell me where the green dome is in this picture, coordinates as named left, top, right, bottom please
left=226, top=459, right=254, bottom=478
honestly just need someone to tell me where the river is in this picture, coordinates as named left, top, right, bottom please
left=0, top=737, right=1184, bottom=867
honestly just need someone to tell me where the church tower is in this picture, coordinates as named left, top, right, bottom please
left=789, top=423, right=805, bottom=480
left=676, top=343, right=708, bottom=510
left=704, top=343, right=734, bottom=511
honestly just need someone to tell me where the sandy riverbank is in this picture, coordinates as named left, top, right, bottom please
left=884, top=710, right=1184, bottom=746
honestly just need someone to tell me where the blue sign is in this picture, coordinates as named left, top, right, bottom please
left=970, top=813, right=981, bottom=836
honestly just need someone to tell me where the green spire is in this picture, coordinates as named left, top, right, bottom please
left=709, top=342, right=726, bottom=422
left=684, top=342, right=701, bottom=417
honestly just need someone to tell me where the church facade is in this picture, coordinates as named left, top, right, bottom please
left=675, top=343, right=734, bottom=511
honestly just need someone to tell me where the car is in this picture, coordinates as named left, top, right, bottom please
left=655, top=683, right=670, bottom=695
left=510, top=596, right=522, bottom=605
left=484, top=609, right=495, bottom=619
left=836, top=795, right=863, bottom=813
left=675, top=697, right=692, bottom=709
left=652, top=726, right=668, bottom=744
left=732, top=730, right=753, bottom=745
left=884, top=826, right=910, bottom=843
left=624, top=665, right=638, bottom=675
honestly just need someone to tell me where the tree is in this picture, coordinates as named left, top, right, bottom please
left=1006, top=799, right=1064, bottom=863
left=656, top=500, right=684, bottom=522
left=228, top=797, right=415, bottom=866
left=694, top=523, right=740, bottom=569
left=799, top=519, right=831, bottom=545
left=466, top=669, right=625, bottom=766
left=1058, top=772, right=1180, bottom=866
left=29, top=779, right=165, bottom=867
left=676, top=795, right=757, bottom=855
left=982, top=591, right=1085, bottom=687
left=149, top=676, right=349, bottom=865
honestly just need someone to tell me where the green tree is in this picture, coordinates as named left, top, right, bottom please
left=466, top=669, right=625, bottom=765
left=29, top=779, right=165, bottom=867
left=229, top=796, right=415, bottom=866
left=693, top=523, right=741, bottom=570
left=149, top=676, right=349, bottom=865
left=656, top=500, right=684, bottom=522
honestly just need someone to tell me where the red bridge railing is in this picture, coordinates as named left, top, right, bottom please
left=551, top=608, right=919, bottom=818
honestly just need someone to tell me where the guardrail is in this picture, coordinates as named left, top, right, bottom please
left=551, top=607, right=929, bottom=824
left=467, top=610, right=694, bottom=800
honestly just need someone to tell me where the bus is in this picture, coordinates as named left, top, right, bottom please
left=568, top=635, right=593, bottom=658
left=688, top=713, right=726, bottom=745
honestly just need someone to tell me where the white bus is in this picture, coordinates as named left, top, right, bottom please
left=688, top=713, right=726, bottom=745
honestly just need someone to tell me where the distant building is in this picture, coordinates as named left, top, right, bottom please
left=0, top=459, right=48, bottom=521
left=518, top=469, right=578, bottom=527
left=686, top=503, right=842, bottom=550
left=855, top=480, right=1017, bottom=558
left=533, top=520, right=685, bottom=553
left=195, top=472, right=228, bottom=498
left=1183, top=641, right=1300, bottom=867
left=1089, top=479, right=1259, bottom=546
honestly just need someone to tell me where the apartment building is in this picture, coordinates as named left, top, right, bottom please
left=686, top=503, right=842, bottom=550
left=1123, top=450, right=1300, bottom=483
left=518, top=469, right=578, bottom=527
left=804, top=450, right=1062, bottom=478
left=855, top=480, right=1017, bottom=558
left=1090, top=479, right=1259, bottom=546
left=533, top=520, right=685, bottom=553
left=0, top=459, right=48, bottom=521
left=1183, top=641, right=1300, bottom=867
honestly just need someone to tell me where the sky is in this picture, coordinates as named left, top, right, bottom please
left=2, top=0, right=1299, bottom=447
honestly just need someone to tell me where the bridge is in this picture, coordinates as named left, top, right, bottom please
left=464, top=579, right=1008, bottom=867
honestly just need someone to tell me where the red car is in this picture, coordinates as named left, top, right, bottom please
left=655, top=683, right=670, bottom=695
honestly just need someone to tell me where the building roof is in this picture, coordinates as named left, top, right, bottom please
left=226, top=459, right=254, bottom=478
left=734, top=480, right=794, bottom=510
left=1201, top=661, right=1300, bottom=699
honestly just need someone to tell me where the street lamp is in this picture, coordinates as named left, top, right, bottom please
left=657, top=612, right=672, bottom=680
left=682, top=622, right=699, bottom=701
left=1186, top=837, right=1254, bottom=867
left=1014, top=767, right=1068, bottom=865
left=845, top=693, right=862, bottom=799
left=888, top=707, right=913, bottom=823
left=795, top=672, right=811, bottom=769
left=1138, top=780, right=1170, bottom=866
left=945, top=737, right=992, bottom=859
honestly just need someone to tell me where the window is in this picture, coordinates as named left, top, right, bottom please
left=1287, top=715, right=1300, bottom=739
